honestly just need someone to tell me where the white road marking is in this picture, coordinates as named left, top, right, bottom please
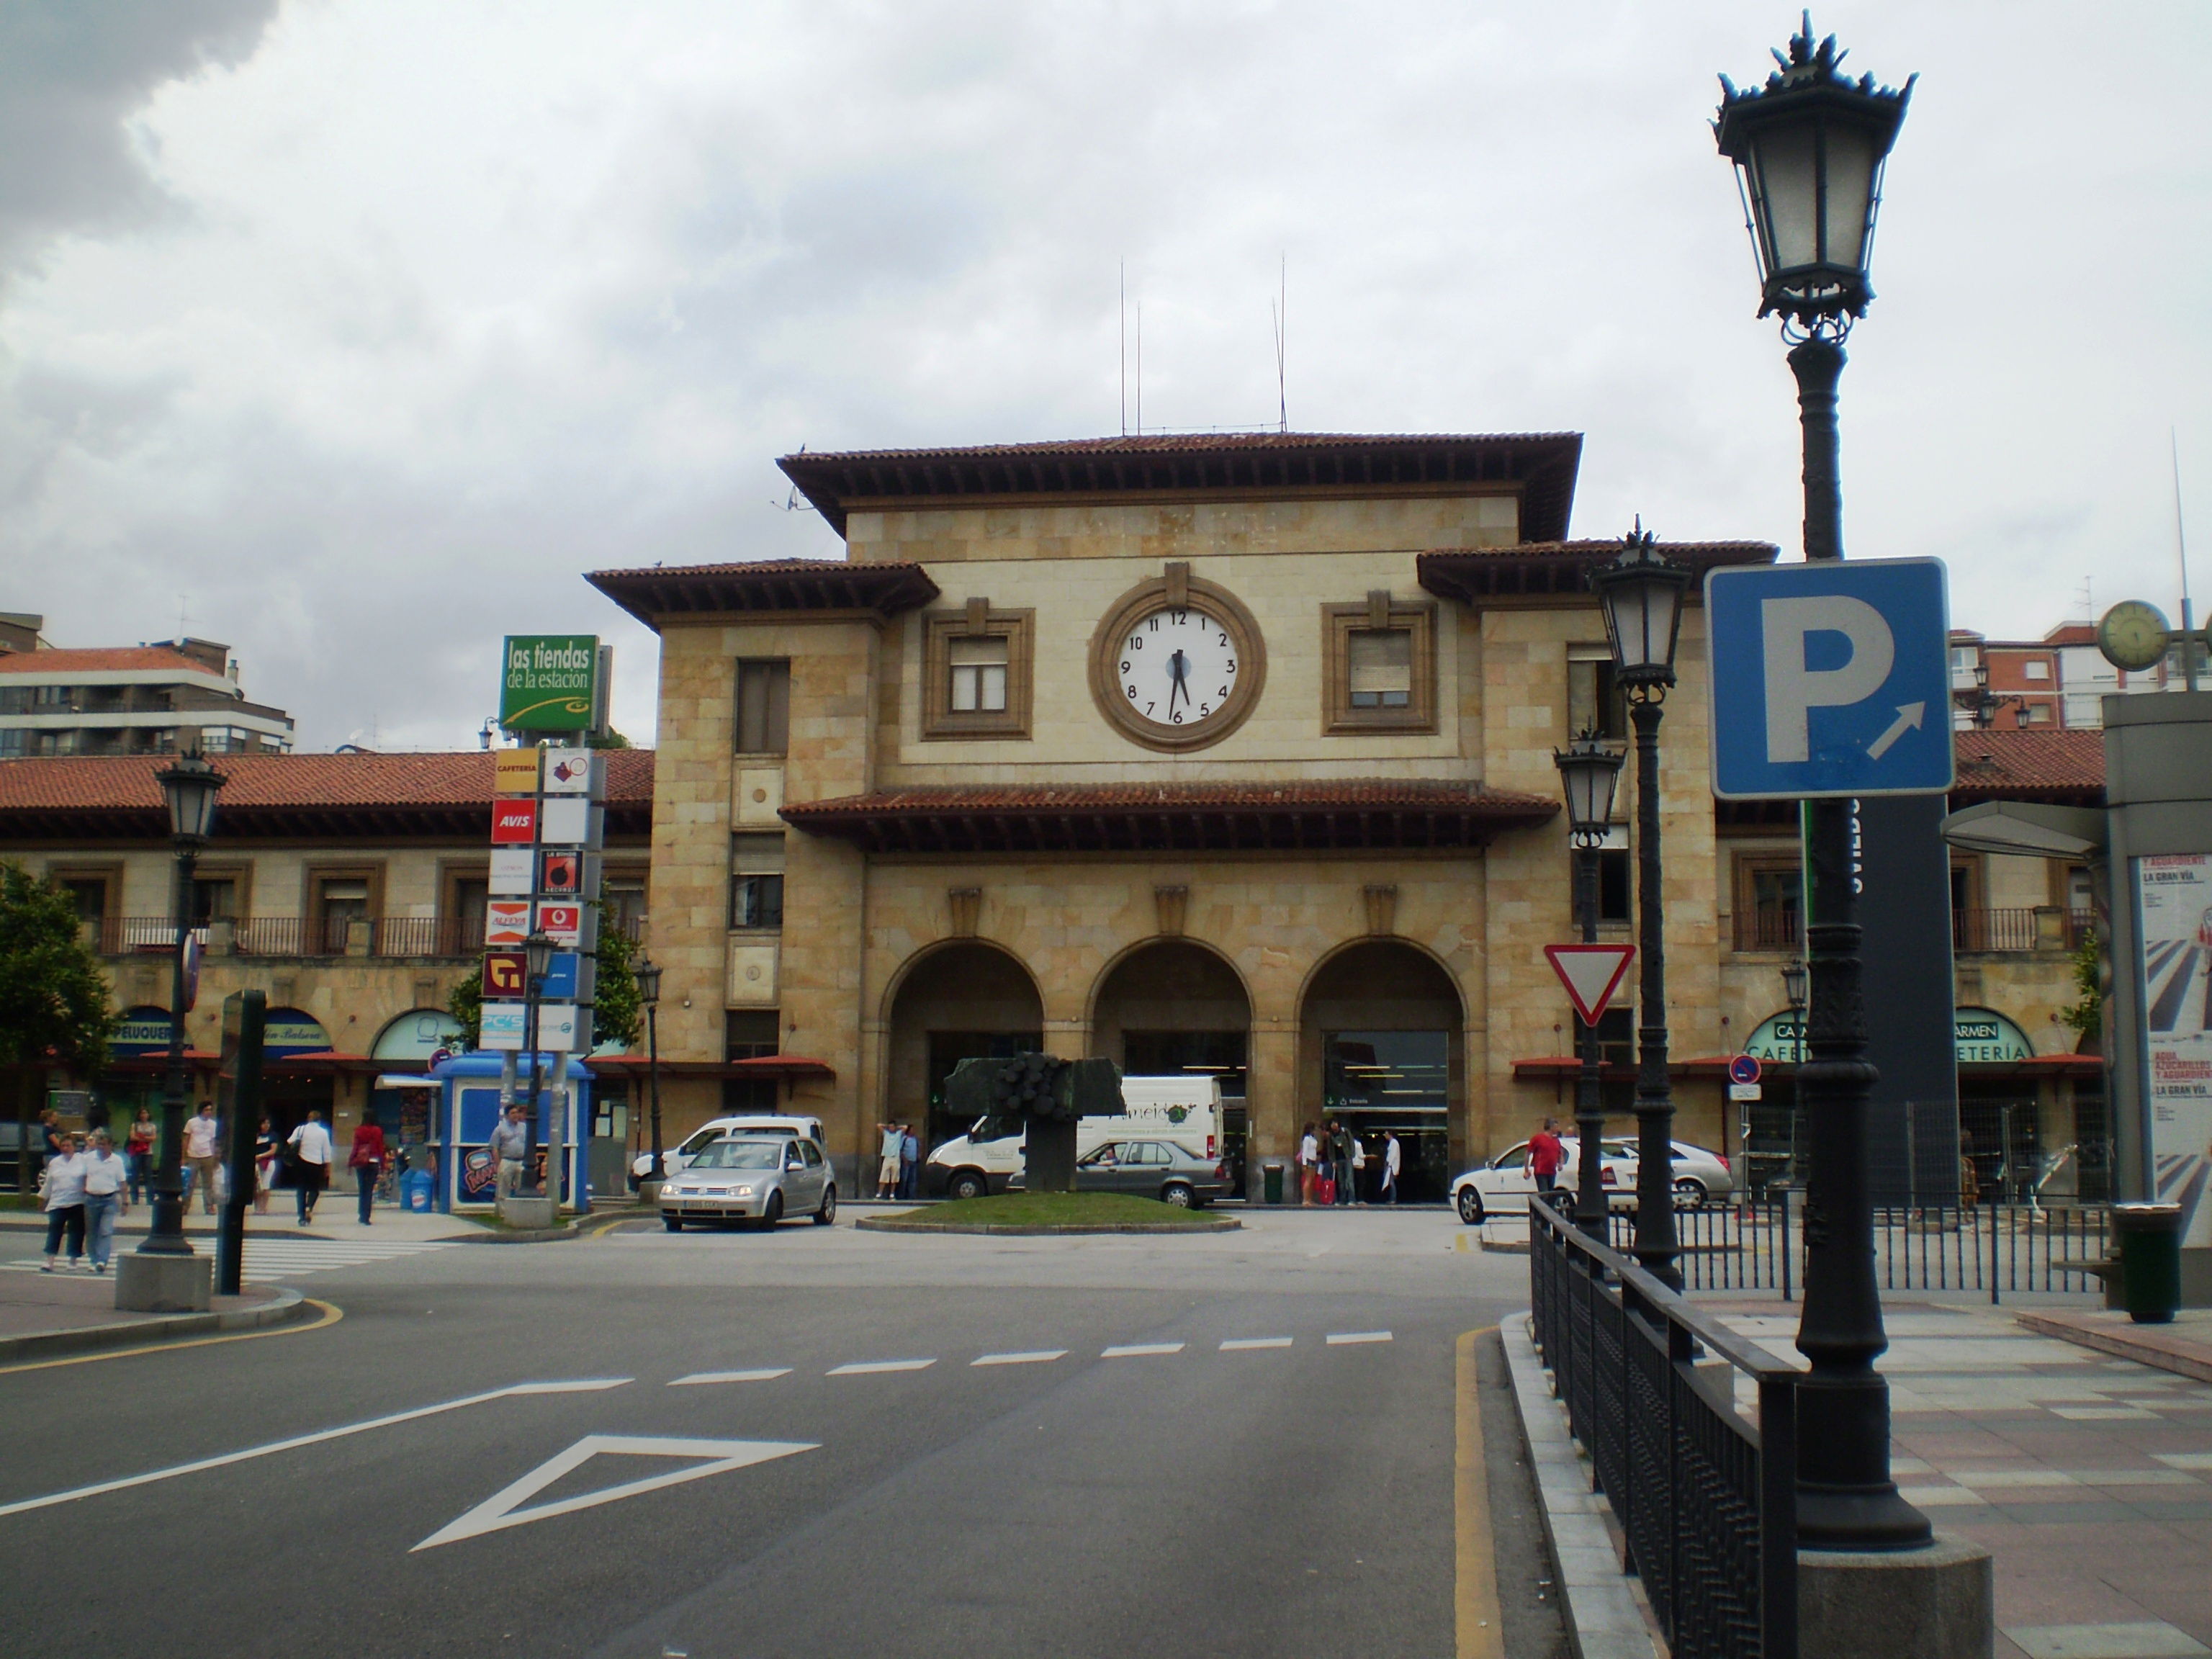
left=827, top=1359, right=935, bottom=1375
left=972, top=1351, right=1066, bottom=1367
left=0, top=1379, right=631, bottom=1520
left=1, top=1237, right=459, bottom=1285
left=1326, top=1331, right=1393, bottom=1346
left=1102, top=1343, right=1184, bottom=1358
left=412, top=1434, right=816, bottom=1551
left=667, top=1369, right=791, bottom=1387
left=1220, top=1337, right=1293, bottom=1351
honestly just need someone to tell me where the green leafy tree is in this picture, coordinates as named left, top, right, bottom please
left=447, top=966, right=483, bottom=1051
left=592, top=925, right=642, bottom=1051
left=585, top=727, right=631, bottom=750
left=1, top=863, right=120, bottom=1189
left=2059, top=930, right=2101, bottom=1049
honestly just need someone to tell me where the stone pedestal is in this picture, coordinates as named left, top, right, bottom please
left=114, top=1251, right=213, bottom=1313
left=1800, top=1535, right=1993, bottom=1659
left=637, top=1179, right=665, bottom=1206
left=498, top=1196, right=557, bottom=1230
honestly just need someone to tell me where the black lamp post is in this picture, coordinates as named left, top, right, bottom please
left=141, top=750, right=225, bottom=1258
left=1781, top=955, right=1809, bottom=1188
left=1554, top=730, right=1625, bottom=1240
left=634, top=954, right=666, bottom=1187
left=522, top=930, right=553, bottom=1196
left=1717, top=18, right=1931, bottom=1552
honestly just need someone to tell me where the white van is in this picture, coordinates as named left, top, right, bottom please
left=631, top=1115, right=827, bottom=1185
left=925, top=1076, right=1223, bottom=1201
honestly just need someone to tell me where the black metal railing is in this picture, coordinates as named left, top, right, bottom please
left=1532, top=1193, right=1799, bottom=1659
left=1605, top=1195, right=2109, bottom=1303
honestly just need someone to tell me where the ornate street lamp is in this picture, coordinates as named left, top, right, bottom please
left=1781, top=955, right=1809, bottom=1187
left=140, top=750, right=226, bottom=1258
left=1716, top=18, right=1930, bottom=1552
left=634, top=953, right=666, bottom=1191
left=1589, top=530, right=1691, bottom=1288
left=522, top=930, right=554, bottom=1197
left=1554, top=732, right=1625, bottom=1241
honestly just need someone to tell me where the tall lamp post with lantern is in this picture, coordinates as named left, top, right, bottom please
left=1781, top=954, right=1809, bottom=1188
left=1715, top=19, right=1932, bottom=1550
left=521, top=930, right=554, bottom=1197
left=634, top=953, right=666, bottom=1200
left=139, top=751, right=226, bottom=1261
left=1589, top=529, right=1691, bottom=1289
left=1554, top=732, right=1625, bottom=1240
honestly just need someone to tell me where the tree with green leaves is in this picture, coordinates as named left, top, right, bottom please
left=444, top=924, right=640, bottom=1054
left=1, top=863, right=119, bottom=1192
left=447, top=965, right=484, bottom=1050
left=2059, top=930, right=2101, bottom=1050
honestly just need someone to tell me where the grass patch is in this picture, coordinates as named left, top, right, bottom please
left=871, top=1190, right=1222, bottom=1231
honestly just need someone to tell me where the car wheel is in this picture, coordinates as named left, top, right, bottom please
left=662, top=1215, right=683, bottom=1233
left=948, top=1170, right=988, bottom=1202
left=1161, top=1182, right=1195, bottom=1208
left=1456, top=1187, right=1484, bottom=1226
left=814, top=1185, right=837, bottom=1226
left=1673, top=1178, right=1708, bottom=1210
left=759, top=1191, right=784, bottom=1230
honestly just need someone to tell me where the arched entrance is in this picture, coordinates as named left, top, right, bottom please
left=1091, top=940, right=1253, bottom=1183
left=886, top=943, right=1044, bottom=1152
left=1300, top=942, right=1464, bottom=1204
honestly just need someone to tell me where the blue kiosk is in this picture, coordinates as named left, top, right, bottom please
left=423, top=1053, right=593, bottom=1213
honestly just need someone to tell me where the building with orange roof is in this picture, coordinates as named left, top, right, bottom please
left=0, top=615, right=295, bottom=758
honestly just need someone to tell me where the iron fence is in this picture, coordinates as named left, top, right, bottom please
left=1606, top=1195, right=2110, bottom=1303
left=1532, top=1193, right=1799, bottom=1659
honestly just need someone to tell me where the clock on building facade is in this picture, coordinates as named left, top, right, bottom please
left=1089, top=570, right=1267, bottom=751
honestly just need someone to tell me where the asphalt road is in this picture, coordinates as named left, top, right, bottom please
left=0, top=1209, right=1566, bottom=1658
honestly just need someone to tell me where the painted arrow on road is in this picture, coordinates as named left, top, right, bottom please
left=1864, top=701, right=1926, bottom=761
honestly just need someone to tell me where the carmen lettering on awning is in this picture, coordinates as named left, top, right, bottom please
left=1742, top=1007, right=2036, bottom=1066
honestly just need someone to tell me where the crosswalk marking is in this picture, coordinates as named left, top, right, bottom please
left=1220, top=1337, right=1293, bottom=1351
left=668, top=1369, right=791, bottom=1386
left=1102, top=1342, right=1184, bottom=1358
left=828, top=1359, right=935, bottom=1375
left=972, top=1350, right=1066, bottom=1367
left=1326, top=1331, right=1392, bottom=1346
left=4, top=1237, right=457, bottom=1285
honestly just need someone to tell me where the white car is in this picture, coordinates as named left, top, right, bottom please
left=631, top=1115, right=825, bottom=1185
left=1452, top=1137, right=1735, bottom=1225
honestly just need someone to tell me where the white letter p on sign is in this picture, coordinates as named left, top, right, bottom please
left=1761, top=595, right=1894, bottom=764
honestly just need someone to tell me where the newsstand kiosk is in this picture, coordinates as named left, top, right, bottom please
left=426, top=1052, right=593, bottom=1213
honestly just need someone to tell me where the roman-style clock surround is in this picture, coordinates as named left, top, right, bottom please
left=1088, top=565, right=1267, bottom=752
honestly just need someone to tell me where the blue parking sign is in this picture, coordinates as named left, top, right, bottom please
left=1705, top=558, right=1954, bottom=800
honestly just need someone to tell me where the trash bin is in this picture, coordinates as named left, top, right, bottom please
left=2112, top=1202, right=2184, bottom=1324
left=403, top=1170, right=436, bottom=1213
left=1262, top=1161, right=1284, bottom=1207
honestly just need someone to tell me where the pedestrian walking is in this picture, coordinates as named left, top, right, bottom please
left=1349, top=1133, right=1367, bottom=1205
left=878, top=1121, right=903, bottom=1200
left=898, top=1124, right=920, bottom=1200
left=184, top=1101, right=222, bottom=1215
left=1380, top=1130, right=1402, bottom=1205
left=253, top=1117, right=278, bottom=1215
left=487, top=1103, right=531, bottom=1200
left=41, top=1133, right=89, bottom=1271
left=349, top=1115, right=387, bottom=1226
left=81, top=1130, right=128, bottom=1274
left=125, top=1107, right=156, bottom=1203
left=1331, top=1121, right=1354, bottom=1208
left=1298, top=1123, right=1319, bottom=1205
left=287, top=1109, right=333, bottom=1225
left=1529, top=1117, right=1565, bottom=1197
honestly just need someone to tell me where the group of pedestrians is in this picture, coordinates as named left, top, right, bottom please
left=38, top=1128, right=130, bottom=1273
left=1295, top=1120, right=1402, bottom=1205
left=876, top=1121, right=921, bottom=1199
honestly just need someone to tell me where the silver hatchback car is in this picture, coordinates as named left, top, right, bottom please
left=660, top=1135, right=837, bottom=1231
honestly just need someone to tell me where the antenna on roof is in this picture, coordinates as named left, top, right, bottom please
left=1270, top=255, right=1287, bottom=433
left=2175, top=428, right=2198, bottom=691
left=175, top=593, right=189, bottom=643
left=1120, top=263, right=1127, bottom=437
left=1135, top=301, right=1143, bottom=437
left=2076, top=576, right=2093, bottom=624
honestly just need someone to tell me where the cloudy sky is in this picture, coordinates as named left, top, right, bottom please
left=4, top=1, right=2207, bottom=751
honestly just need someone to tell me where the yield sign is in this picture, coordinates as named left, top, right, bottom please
left=1545, top=944, right=1636, bottom=1026
left=411, top=1434, right=815, bottom=1551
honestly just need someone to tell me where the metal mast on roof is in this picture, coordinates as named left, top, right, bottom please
left=2175, top=428, right=2198, bottom=691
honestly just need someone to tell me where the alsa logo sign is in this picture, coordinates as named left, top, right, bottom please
left=490, top=801, right=536, bottom=845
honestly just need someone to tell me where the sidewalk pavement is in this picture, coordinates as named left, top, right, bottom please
left=1702, top=1300, right=2212, bottom=1659
left=1, top=1202, right=492, bottom=1246
left=0, top=1270, right=302, bottom=1362
left=2017, top=1308, right=2212, bottom=1387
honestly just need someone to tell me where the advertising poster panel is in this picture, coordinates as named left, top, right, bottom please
left=2139, top=853, right=2212, bottom=1246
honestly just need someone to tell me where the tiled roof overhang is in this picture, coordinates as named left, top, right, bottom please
left=781, top=779, right=1557, bottom=855
left=775, top=432, right=1583, bottom=541
left=585, top=559, right=940, bottom=630
left=1418, top=539, right=1779, bottom=603
left=1948, top=730, right=2105, bottom=806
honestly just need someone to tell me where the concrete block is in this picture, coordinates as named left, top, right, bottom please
left=1799, top=1534, right=1993, bottom=1659
left=114, top=1251, right=213, bottom=1313
left=499, top=1196, right=557, bottom=1230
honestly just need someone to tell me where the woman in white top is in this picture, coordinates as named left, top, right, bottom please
left=80, top=1129, right=129, bottom=1274
left=41, top=1133, right=89, bottom=1271
left=1298, top=1123, right=1320, bottom=1206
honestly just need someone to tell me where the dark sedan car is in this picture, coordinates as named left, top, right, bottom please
left=1013, top=1138, right=1233, bottom=1208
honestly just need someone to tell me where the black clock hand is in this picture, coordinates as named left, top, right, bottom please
left=1168, top=649, right=1188, bottom=709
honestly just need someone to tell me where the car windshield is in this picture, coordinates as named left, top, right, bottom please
left=685, top=1139, right=783, bottom=1171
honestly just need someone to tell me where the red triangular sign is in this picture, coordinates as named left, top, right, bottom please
left=1545, top=944, right=1636, bottom=1026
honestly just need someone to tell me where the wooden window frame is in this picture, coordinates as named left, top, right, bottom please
left=187, top=861, right=253, bottom=923
left=302, top=862, right=385, bottom=954
left=1321, top=594, right=1437, bottom=735
left=1732, top=851, right=1804, bottom=954
left=733, top=658, right=791, bottom=757
left=922, top=601, right=1034, bottom=741
left=47, top=863, right=123, bottom=922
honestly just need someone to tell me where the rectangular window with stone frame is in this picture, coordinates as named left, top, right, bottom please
left=1567, top=645, right=1626, bottom=740
left=730, top=834, right=785, bottom=930
left=733, top=660, right=790, bottom=755
left=1322, top=595, right=1437, bottom=734
left=923, top=603, right=1033, bottom=739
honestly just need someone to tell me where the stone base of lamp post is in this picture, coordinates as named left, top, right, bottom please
left=498, top=1195, right=557, bottom=1230
left=1799, top=1535, right=1993, bottom=1659
left=636, top=1177, right=665, bottom=1205
left=114, top=1251, right=212, bottom=1313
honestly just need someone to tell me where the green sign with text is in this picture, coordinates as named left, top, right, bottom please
left=500, top=635, right=599, bottom=732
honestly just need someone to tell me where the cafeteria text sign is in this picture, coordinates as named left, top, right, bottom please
left=500, top=636, right=599, bottom=732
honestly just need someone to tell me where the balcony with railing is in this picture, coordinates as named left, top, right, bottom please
left=93, top=912, right=637, bottom=960
left=1732, top=907, right=2093, bottom=956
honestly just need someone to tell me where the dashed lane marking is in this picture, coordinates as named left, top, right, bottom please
left=1328, top=1331, right=1393, bottom=1346
left=668, top=1369, right=791, bottom=1387
left=971, top=1350, right=1066, bottom=1367
left=1220, top=1337, right=1293, bottom=1351
left=1102, top=1342, right=1184, bottom=1358
left=827, top=1359, right=935, bottom=1376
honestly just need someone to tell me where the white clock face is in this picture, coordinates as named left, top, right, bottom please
left=1115, top=607, right=1242, bottom=728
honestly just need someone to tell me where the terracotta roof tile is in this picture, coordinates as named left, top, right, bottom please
left=585, top=558, right=939, bottom=629
left=1950, top=729, right=2105, bottom=799
left=0, top=646, right=226, bottom=677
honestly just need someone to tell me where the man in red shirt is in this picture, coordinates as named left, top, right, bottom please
left=1528, top=1118, right=1565, bottom=1196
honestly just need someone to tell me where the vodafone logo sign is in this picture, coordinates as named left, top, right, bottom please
left=490, top=801, right=538, bottom=845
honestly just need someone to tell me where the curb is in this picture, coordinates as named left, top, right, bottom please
left=449, top=1213, right=624, bottom=1244
left=854, top=1216, right=1241, bottom=1236
left=1498, top=1313, right=1664, bottom=1659
left=0, top=1287, right=310, bottom=1364
left=2013, top=1308, right=2212, bottom=1385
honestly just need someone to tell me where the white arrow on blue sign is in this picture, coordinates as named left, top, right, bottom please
left=1705, top=557, right=1955, bottom=801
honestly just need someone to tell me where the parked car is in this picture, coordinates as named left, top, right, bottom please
left=660, top=1134, right=837, bottom=1231
left=633, top=1115, right=825, bottom=1187
left=1452, top=1136, right=1735, bottom=1225
left=1009, top=1138, right=1233, bottom=1208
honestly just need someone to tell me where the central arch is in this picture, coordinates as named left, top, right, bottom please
left=1298, top=940, right=1466, bottom=1204
left=885, top=942, right=1044, bottom=1151
left=1090, top=939, right=1253, bottom=1182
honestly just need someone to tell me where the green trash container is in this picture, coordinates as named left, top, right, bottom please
left=1262, top=1162, right=1284, bottom=1207
left=2112, top=1202, right=2184, bottom=1325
